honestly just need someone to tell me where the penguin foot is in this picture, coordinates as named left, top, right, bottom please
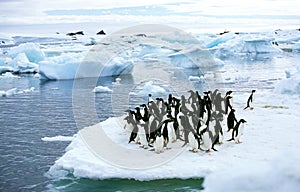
left=136, top=141, right=141, bottom=144
left=236, top=140, right=242, bottom=144
left=166, top=147, right=172, bottom=150
left=189, top=149, right=198, bottom=153
left=250, top=107, right=254, bottom=110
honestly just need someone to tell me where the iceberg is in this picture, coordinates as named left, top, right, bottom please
left=8, top=43, right=45, bottom=63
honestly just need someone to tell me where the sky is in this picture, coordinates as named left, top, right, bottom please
left=0, top=0, right=300, bottom=34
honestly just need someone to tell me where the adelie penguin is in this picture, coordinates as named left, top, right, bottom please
left=227, top=119, right=247, bottom=143
left=244, top=90, right=256, bottom=110
left=227, top=108, right=238, bottom=132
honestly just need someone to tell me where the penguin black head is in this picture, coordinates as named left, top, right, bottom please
left=226, top=91, right=233, bottom=96
left=252, top=90, right=256, bottom=93
left=227, top=96, right=232, bottom=99
left=140, top=104, right=147, bottom=108
left=240, top=119, right=247, bottom=123
left=149, top=94, right=152, bottom=97
left=231, top=109, right=236, bottom=112
left=135, top=107, right=140, bottom=111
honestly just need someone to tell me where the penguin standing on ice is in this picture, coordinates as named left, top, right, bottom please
left=227, top=108, right=238, bottom=132
left=188, top=132, right=201, bottom=152
left=227, top=119, right=247, bottom=143
left=244, top=90, right=256, bottom=110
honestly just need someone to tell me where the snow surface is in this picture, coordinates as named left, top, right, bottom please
left=48, top=91, right=300, bottom=187
left=92, top=86, right=113, bottom=93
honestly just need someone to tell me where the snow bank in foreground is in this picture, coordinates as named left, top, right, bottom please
left=0, top=87, right=35, bottom=97
left=42, top=136, right=74, bottom=142
left=275, top=67, right=300, bottom=94
left=92, top=86, right=112, bottom=93
left=8, top=43, right=45, bottom=63
left=203, top=152, right=300, bottom=192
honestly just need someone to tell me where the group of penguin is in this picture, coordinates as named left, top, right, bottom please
left=123, top=89, right=255, bottom=153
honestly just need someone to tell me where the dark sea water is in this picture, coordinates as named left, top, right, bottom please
left=1, top=53, right=299, bottom=191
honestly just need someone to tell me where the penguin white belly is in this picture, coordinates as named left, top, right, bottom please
left=138, top=126, right=148, bottom=148
left=201, top=132, right=212, bottom=151
left=235, top=124, right=244, bottom=142
left=154, top=136, right=164, bottom=153
left=188, top=132, right=198, bottom=151
left=167, top=123, right=176, bottom=142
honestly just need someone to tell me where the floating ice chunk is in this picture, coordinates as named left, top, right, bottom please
left=0, top=66, right=14, bottom=74
left=136, top=81, right=166, bottom=96
left=42, top=135, right=74, bottom=142
left=92, top=86, right=113, bottom=93
left=10, top=53, right=38, bottom=73
left=243, top=38, right=282, bottom=53
left=188, top=76, right=202, bottom=81
left=5, top=88, right=17, bottom=97
left=0, top=72, right=20, bottom=79
left=205, top=32, right=236, bottom=48
left=0, top=87, right=35, bottom=97
left=8, top=43, right=45, bottom=63
left=39, top=52, right=133, bottom=80
left=100, top=57, right=134, bottom=77
left=38, top=52, right=83, bottom=80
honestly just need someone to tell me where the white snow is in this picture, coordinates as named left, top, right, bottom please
left=48, top=91, right=300, bottom=184
left=92, top=86, right=113, bottom=93
left=41, top=135, right=74, bottom=142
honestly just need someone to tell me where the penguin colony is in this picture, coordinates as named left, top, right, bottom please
left=124, top=89, right=255, bottom=153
